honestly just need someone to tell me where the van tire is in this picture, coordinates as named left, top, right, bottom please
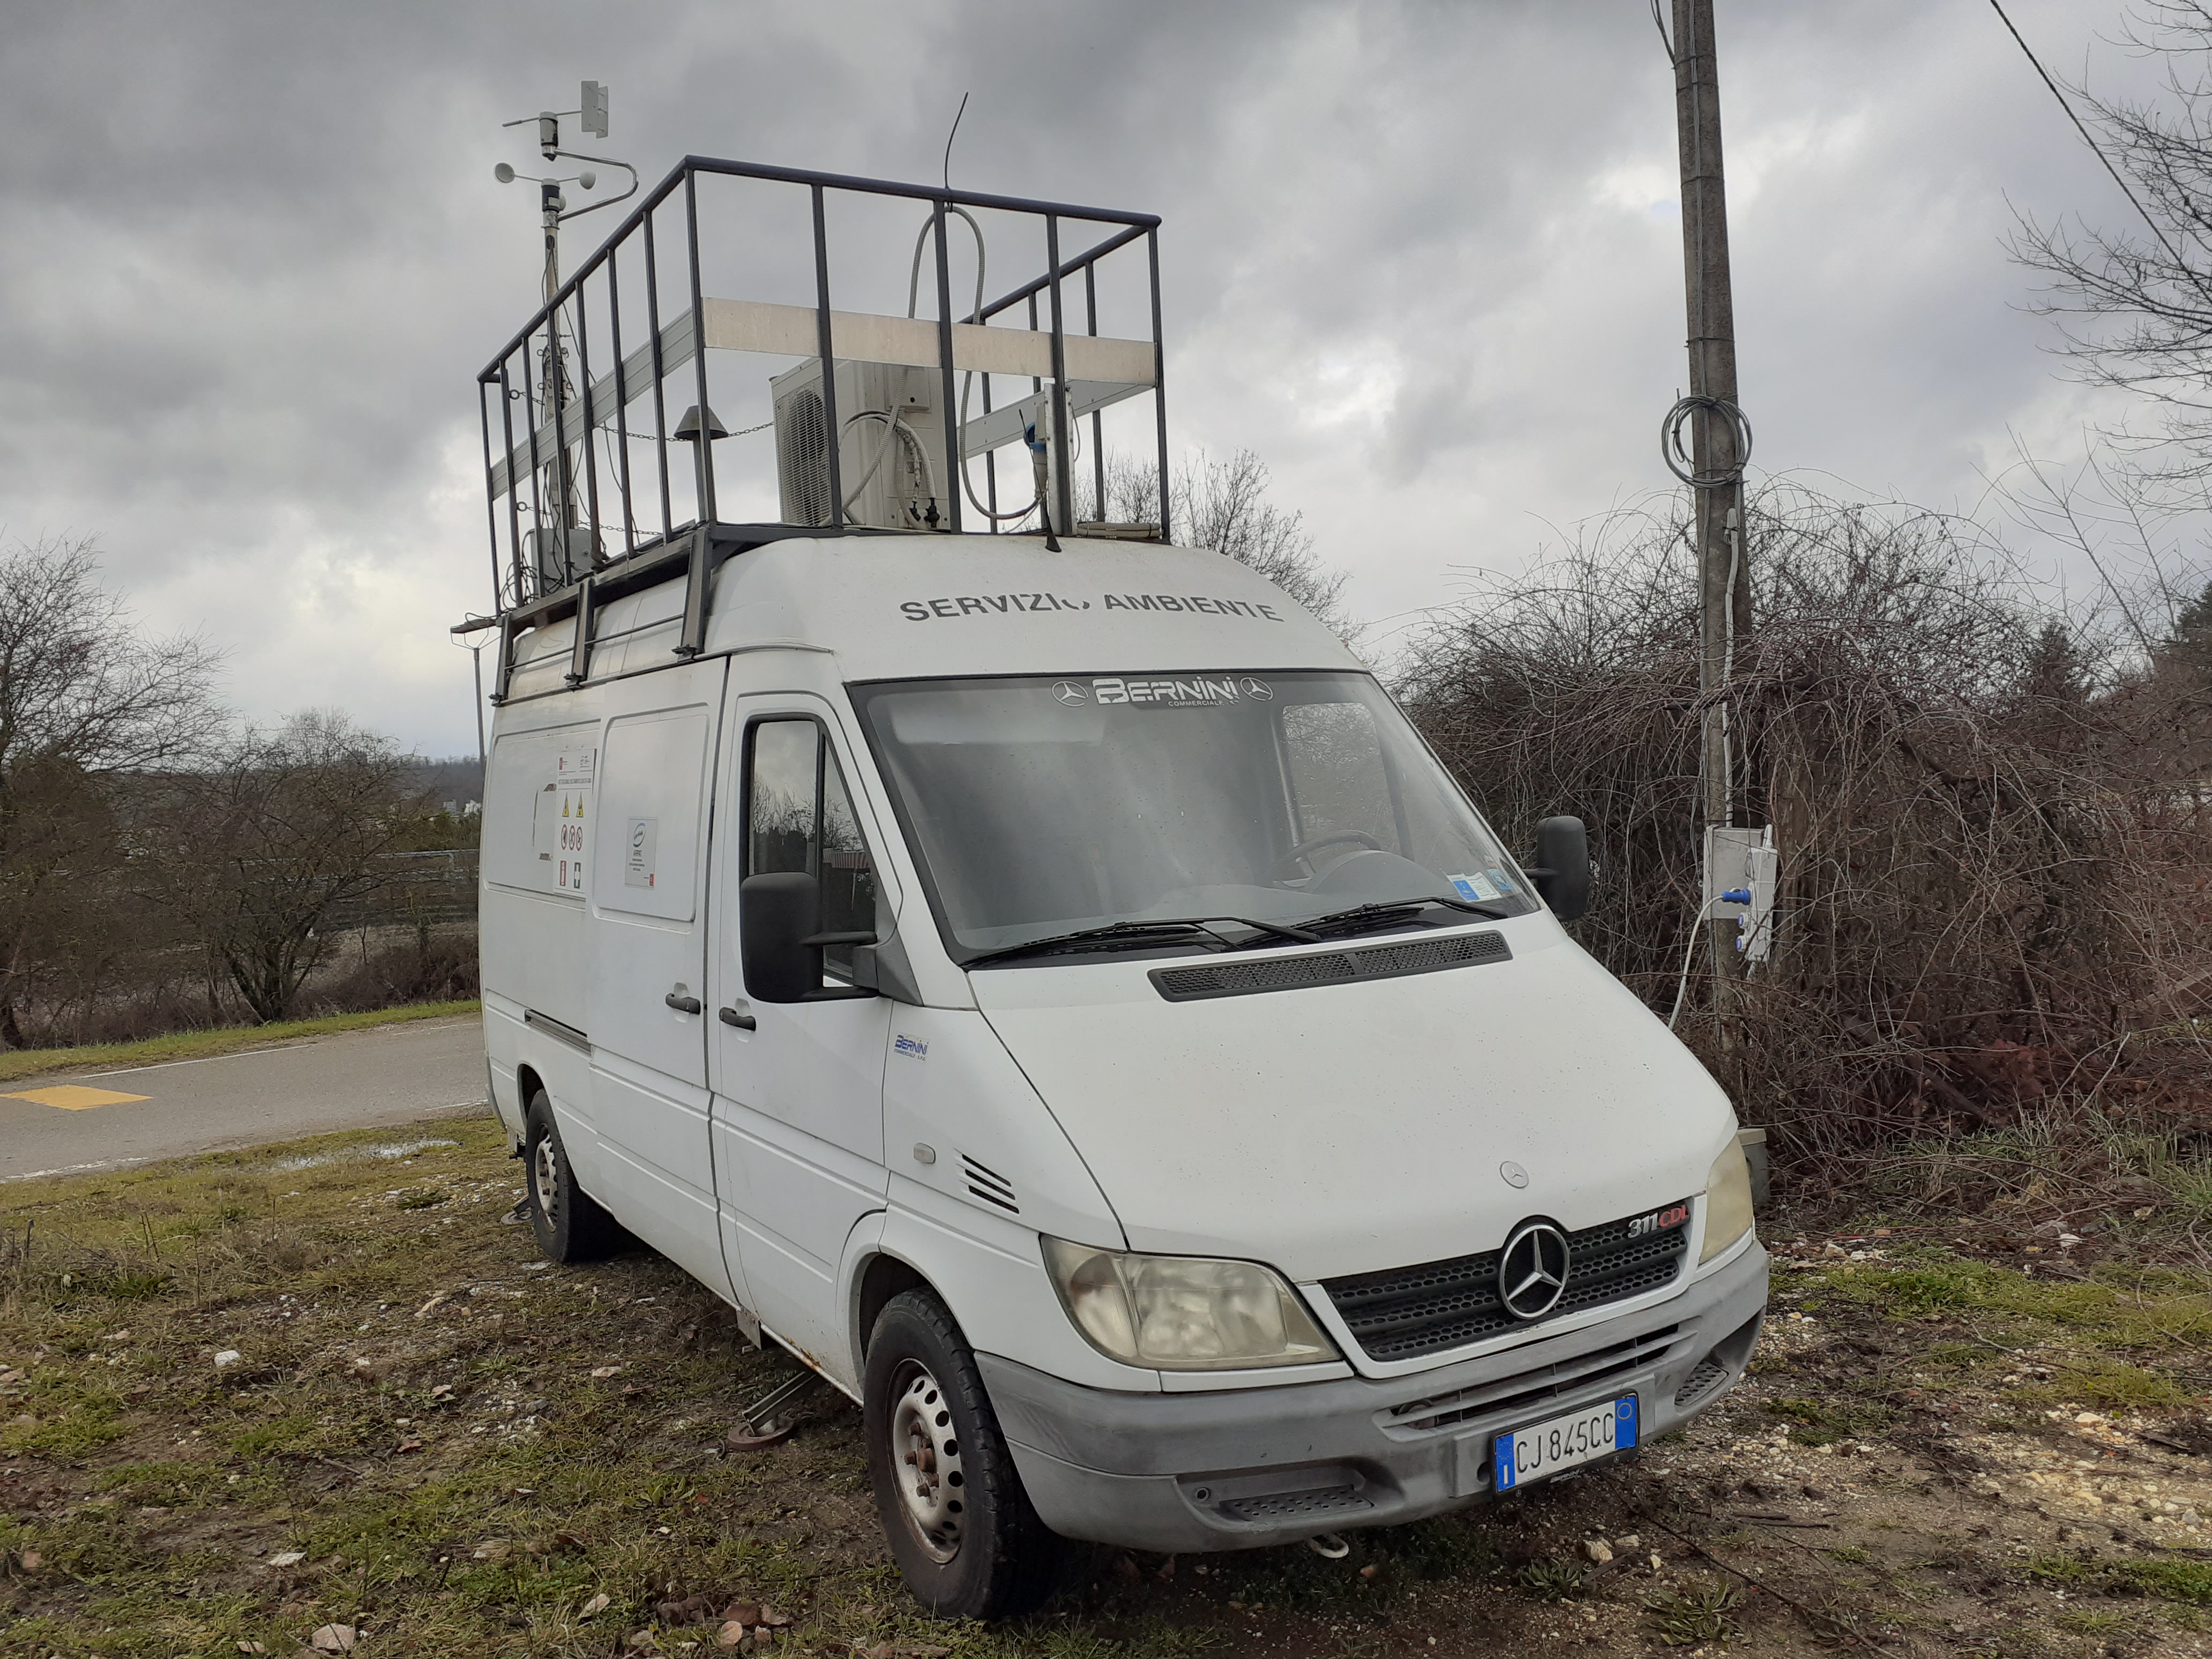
left=524, top=1089, right=622, bottom=1263
left=864, top=1289, right=1059, bottom=1619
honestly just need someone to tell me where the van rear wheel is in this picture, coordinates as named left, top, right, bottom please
left=864, top=1289, right=1058, bottom=1619
left=523, top=1089, right=622, bottom=1263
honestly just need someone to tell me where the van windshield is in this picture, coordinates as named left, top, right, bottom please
left=851, top=671, right=1537, bottom=963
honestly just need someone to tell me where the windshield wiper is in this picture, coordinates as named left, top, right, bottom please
left=1291, top=896, right=1515, bottom=939
left=962, top=914, right=1321, bottom=968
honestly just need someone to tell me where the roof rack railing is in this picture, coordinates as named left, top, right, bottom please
left=462, top=156, right=1168, bottom=697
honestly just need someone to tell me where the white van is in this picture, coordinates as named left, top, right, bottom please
left=477, top=529, right=1767, bottom=1617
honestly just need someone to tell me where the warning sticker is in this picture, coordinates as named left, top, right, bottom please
left=533, top=750, right=594, bottom=893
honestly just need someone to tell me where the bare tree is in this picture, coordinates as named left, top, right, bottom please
left=0, top=536, right=221, bottom=1047
left=1094, top=447, right=1359, bottom=641
left=142, top=711, right=409, bottom=1023
left=2008, top=4, right=2212, bottom=497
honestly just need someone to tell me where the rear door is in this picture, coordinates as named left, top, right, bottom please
left=708, top=695, right=893, bottom=1371
left=584, top=659, right=743, bottom=1302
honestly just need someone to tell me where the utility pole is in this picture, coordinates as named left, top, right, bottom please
left=1673, top=0, right=1746, bottom=821
left=1668, top=0, right=1760, bottom=1029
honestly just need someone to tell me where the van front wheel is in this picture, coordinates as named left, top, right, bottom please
left=523, top=1090, right=622, bottom=1263
left=864, top=1289, right=1058, bottom=1619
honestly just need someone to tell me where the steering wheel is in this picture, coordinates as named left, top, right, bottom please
left=1272, top=830, right=1383, bottom=880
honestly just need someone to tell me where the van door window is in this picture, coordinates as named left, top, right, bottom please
left=744, top=719, right=879, bottom=979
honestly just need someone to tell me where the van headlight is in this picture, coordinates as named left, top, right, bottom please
left=1041, top=1238, right=1340, bottom=1370
left=1699, top=1138, right=1756, bottom=1265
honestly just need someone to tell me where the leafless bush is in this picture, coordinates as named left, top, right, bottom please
left=1091, top=447, right=1359, bottom=640
left=1399, top=481, right=2212, bottom=1164
left=134, top=711, right=413, bottom=1022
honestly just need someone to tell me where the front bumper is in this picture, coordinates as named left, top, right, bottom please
left=979, top=1239, right=1768, bottom=1552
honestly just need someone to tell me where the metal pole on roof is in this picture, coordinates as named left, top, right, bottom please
left=1044, top=215, right=1074, bottom=541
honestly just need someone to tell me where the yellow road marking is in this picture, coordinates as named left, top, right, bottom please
left=2, top=1085, right=152, bottom=1111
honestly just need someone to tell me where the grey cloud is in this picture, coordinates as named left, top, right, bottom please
left=0, top=1, right=2184, bottom=752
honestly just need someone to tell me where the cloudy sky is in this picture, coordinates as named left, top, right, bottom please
left=0, top=1, right=2187, bottom=756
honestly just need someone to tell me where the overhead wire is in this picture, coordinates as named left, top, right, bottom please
left=1984, top=0, right=2206, bottom=288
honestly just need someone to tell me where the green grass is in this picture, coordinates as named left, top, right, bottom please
left=1760, top=1395, right=1899, bottom=1446
left=1644, top=1578, right=1743, bottom=1647
left=0, top=999, right=480, bottom=1084
left=1786, top=1252, right=2212, bottom=1351
left=2033, top=1553, right=2212, bottom=1606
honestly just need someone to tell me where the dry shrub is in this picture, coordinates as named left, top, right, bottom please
left=305, top=924, right=478, bottom=1015
left=1399, top=482, right=2212, bottom=1167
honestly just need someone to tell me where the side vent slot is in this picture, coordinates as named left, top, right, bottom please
left=961, top=1154, right=1019, bottom=1214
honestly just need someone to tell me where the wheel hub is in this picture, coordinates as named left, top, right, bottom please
left=532, top=1137, right=558, bottom=1218
left=888, top=1360, right=964, bottom=1563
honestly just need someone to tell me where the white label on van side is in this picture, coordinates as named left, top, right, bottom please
left=534, top=749, right=594, bottom=894
left=893, top=1034, right=929, bottom=1060
left=624, top=818, right=659, bottom=889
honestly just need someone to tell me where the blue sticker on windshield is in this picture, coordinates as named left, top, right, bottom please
left=1450, top=872, right=1501, bottom=902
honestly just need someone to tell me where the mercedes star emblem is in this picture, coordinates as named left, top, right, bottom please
left=1499, top=1160, right=1529, bottom=1189
left=1238, top=676, right=1274, bottom=700
left=1497, top=1220, right=1571, bottom=1320
left=1052, top=681, right=1089, bottom=705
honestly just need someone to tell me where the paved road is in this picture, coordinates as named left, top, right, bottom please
left=0, top=1016, right=491, bottom=1182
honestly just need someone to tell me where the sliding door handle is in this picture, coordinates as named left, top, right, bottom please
left=718, top=1006, right=756, bottom=1030
left=664, top=992, right=703, bottom=1015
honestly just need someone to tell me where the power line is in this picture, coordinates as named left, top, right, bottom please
left=1985, top=0, right=2198, bottom=277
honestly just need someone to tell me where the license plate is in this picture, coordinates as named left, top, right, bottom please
left=1492, top=1394, right=1637, bottom=1492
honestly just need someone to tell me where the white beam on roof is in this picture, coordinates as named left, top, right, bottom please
left=488, top=301, right=1156, bottom=499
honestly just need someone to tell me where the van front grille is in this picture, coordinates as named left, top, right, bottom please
left=1382, top=1324, right=1682, bottom=1436
left=1152, top=930, right=1509, bottom=1003
left=1321, top=1204, right=1691, bottom=1364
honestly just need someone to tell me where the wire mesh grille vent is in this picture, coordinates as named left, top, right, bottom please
left=1218, top=1485, right=1373, bottom=1522
left=1151, top=930, right=1509, bottom=1003
left=1321, top=1204, right=1691, bottom=1364
left=961, top=1154, right=1018, bottom=1214
left=1673, top=1353, right=1731, bottom=1407
left=775, top=386, right=831, bottom=527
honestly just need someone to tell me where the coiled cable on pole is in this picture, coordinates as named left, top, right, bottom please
left=1660, top=395, right=1753, bottom=490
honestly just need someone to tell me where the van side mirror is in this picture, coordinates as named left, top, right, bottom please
left=1528, top=816, right=1591, bottom=922
left=741, top=872, right=823, bottom=1003
left=740, top=871, right=881, bottom=1004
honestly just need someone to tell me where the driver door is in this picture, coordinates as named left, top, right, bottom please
left=708, top=699, right=893, bottom=1367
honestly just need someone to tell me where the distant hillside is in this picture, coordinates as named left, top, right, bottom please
left=406, top=754, right=483, bottom=809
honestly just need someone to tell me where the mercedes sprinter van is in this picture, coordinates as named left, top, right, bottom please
left=476, top=530, right=1767, bottom=1617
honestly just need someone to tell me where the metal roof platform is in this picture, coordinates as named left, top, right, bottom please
left=460, top=156, right=1170, bottom=697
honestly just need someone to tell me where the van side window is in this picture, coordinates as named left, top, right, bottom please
left=1280, top=700, right=1406, bottom=857
left=744, top=718, right=879, bottom=979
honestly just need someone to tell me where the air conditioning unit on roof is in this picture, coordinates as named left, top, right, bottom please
left=771, top=358, right=949, bottom=533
